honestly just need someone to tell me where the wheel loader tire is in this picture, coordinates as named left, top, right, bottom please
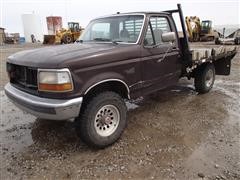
left=62, top=35, right=73, bottom=44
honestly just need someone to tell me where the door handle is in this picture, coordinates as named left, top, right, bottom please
left=157, top=57, right=164, bottom=63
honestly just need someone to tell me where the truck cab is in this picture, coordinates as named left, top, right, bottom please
left=201, top=20, right=213, bottom=34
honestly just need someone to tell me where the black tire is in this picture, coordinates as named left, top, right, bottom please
left=194, top=64, right=215, bottom=94
left=235, top=38, right=240, bottom=45
left=62, top=34, right=73, bottom=44
left=75, top=91, right=127, bottom=148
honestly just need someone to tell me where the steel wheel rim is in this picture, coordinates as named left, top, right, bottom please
left=66, top=36, right=71, bottom=43
left=94, top=105, right=120, bottom=137
left=205, top=69, right=214, bottom=87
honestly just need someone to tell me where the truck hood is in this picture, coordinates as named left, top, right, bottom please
left=7, top=43, right=133, bottom=68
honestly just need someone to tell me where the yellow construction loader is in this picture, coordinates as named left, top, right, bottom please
left=185, top=16, right=201, bottom=42
left=43, top=22, right=83, bottom=44
left=185, top=16, right=218, bottom=42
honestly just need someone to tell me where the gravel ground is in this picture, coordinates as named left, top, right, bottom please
left=0, top=42, right=239, bottom=179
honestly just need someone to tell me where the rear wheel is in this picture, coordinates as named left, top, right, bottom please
left=75, top=91, right=127, bottom=148
left=194, top=64, right=215, bottom=94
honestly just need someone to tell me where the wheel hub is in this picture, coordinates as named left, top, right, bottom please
left=205, top=69, right=214, bottom=88
left=94, top=105, right=120, bottom=137
left=104, top=116, right=112, bottom=125
left=99, top=115, right=111, bottom=125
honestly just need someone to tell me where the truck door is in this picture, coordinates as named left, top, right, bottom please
left=141, top=15, right=181, bottom=95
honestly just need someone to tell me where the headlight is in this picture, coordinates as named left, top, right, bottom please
left=38, top=69, right=73, bottom=92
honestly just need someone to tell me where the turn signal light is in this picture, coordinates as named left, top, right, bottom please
left=39, top=83, right=72, bottom=92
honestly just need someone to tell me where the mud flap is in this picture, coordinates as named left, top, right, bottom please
left=213, top=55, right=234, bottom=75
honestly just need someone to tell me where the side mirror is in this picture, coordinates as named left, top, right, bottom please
left=162, top=32, right=176, bottom=42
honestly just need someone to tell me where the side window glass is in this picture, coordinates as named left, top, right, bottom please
left=150, top=17, right=171, bottom=44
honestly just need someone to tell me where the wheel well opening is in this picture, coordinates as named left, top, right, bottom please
left=78, top=81, right=129, bottom=119
left=84, top=81, right=129, bottom=101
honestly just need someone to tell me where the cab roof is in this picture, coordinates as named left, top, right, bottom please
left=93, top=11, right=170, bottom=20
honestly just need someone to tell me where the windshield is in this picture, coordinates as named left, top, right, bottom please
left=79, top=15, right=144, bottom=44
left=201, top=21, right=211, bottom=30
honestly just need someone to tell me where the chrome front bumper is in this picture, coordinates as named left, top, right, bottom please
left=4, top=83, right=83, bottom=120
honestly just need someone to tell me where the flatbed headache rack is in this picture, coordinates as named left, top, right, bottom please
left=164, top=4, right=192, bottom=66
left=164, top=4, right=237, bottom=75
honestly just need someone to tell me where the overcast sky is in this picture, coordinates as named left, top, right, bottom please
left=1, top=0, right=239, bottom=36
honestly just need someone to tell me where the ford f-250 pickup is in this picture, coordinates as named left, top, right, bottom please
left=5, top=4, right=237, bottom=148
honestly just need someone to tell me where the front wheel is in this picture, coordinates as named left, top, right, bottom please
left=62, top=34, right=73, bottom=44
left=75, top=91, right=127, bottom=148
left=194, top=64, right=215, bottom=94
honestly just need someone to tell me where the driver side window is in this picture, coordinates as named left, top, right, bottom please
left=144, top=16, right=171, bottom=46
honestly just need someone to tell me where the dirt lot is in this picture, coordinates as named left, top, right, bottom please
left=0, top=43, right=239, bottom=180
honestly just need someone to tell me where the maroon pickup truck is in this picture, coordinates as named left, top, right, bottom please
left=5, top=4, right=236, bottom=148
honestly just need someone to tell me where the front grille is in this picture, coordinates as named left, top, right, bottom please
left=7, top=63, right=38, bottom=91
